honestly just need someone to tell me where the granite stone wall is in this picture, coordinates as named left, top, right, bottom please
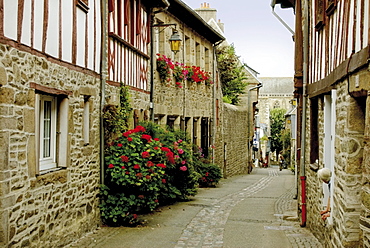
left=0, top=44, right=102, bottom=248
left=304, top=73, right=367, bottom=247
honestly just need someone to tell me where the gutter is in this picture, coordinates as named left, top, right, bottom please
left=300, top=0, right=309, bottom=228
left=100, top=0, right=108, bottom=185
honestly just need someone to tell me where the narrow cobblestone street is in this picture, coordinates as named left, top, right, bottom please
left=67, top=167, right=322, bottom=248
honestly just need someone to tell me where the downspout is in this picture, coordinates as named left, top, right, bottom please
left=150, top=4, right=169, bottom=121
left=300, top=0, right=309, bottom=227
left=100, top=0, right=108, bottom=185
left=212, top=39, right=223, bottom=164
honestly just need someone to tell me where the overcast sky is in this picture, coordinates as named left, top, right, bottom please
left=181, top=0, right=296, bottom=77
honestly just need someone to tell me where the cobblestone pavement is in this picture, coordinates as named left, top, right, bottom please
left=66, top=168, right=322, bottom=248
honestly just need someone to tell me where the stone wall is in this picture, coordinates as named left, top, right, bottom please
left=0, top=44, right=102, bottom=247
left=221, top=103, right=249, bottom=177
left=304, top=75, right=367, bottom=247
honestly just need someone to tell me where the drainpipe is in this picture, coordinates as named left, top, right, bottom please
left=248, top=83, right=262, bottom=173
left=100, top=0, right=108, bottom=185
left=300, top=0, right=309, bottom=228
left=150, top=4, right=169, bottom=121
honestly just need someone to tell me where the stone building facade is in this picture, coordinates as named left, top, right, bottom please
left=278, top=0, right=370, bottom=246
left=0, top=0, right=104, bottom=246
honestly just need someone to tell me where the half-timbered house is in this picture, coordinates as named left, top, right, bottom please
left=278, top=0, right=370, bottom=246
left=0, top=0, right=105, bottom=246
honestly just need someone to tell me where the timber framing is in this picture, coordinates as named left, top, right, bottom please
left=307, top=46, right=369, bottom=98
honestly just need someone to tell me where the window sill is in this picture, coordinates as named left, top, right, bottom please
left=31, top=167, right=68, bottom=188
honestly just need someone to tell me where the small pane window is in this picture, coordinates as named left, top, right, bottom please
left=39, top=95, right=57, bottom=171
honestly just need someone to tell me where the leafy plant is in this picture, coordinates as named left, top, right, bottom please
left=269, top=108, right=286, bottom=156
left=102, top=84, right=132, bottom=145
left=216, top=44, right=248, bottom=105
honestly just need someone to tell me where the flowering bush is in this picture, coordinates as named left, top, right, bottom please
left=140, top=122, right=200, bottom=203
left=100, top=123, right=201, bottom=225
left=156, top=54, right=213, bottom=87
left=101, top=125, right=171, bottom=225
left=195, top=161, right=222, bottom=187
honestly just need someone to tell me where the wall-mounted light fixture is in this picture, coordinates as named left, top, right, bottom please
left=152, top=23, right=182, bottom=54
left=169, top=30, right=181, bottom=54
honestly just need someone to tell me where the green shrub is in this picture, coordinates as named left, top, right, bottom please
left=194, top=159, right=222, bottom=187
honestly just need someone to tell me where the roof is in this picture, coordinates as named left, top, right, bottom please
left=167, top=0, right=225, bottom=44
left=258, top=77, right=294, bottom=94
left=271, top=0, right=295, bottom=9
left=143, top=0, right=169, bottom=8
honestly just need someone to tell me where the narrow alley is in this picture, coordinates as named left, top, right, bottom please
left=67, top=167, right=322, bottom=248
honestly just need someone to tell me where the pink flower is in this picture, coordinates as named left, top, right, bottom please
left=177, top=149, right=184, bottom=154
left=181, top=160, right=186, bottom=165
left=180, top=166, right=187, bottom=171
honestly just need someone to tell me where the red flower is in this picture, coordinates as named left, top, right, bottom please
left=166, top=152, right=175, bottom=164
left=121, top=155, right=129, bottom=162
left=136, top=173, right=143, bottom=178
left=141, top=151, right=150, bottom=158
left=117, top=143, right=123, bottom=147
left=138, top=195, right=145, bottom=199
left=133, top=164, right=140, bottom=169
left=108, top=164, right=114, bottom=168
left=161, top=147, right=171, bottom=152
left=123, top=130, right=132, bottom=137
left=134, top=125, right=146, bottom=133
left=145, top=175, right=151, bottom=179
left=205, top=172, right=209, bottom=176
left=126, top=171, right=130, bottom=174
left=133, top=214, right=138, bottom=219
left=154, top=199, right=159, bottom=203
left=147, top=161, right=154, bottom=167
left=141, top=134, right=152, bottom=141
left=121, top=166, right=126, bottom=169
left=162, top=179, right=167, bottom=183
left=154, top=147, right=159, bottom=150
left=154, top=138, right=160, bottom=141
left=157, top=163, right=166, bottom=168
left=127, top=137, right=133, bottom=142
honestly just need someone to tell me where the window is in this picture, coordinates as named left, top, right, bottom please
left=83, top=96, right=90, bottom=145
left=315, top=0, right=326, bottom=30
left=195, top=42, right=200, bottom=66
left=205, top=47, right=210, bottom=72
left=33, top=85, right=70, bottom=174
left=39, top=95, right=57, bottom=171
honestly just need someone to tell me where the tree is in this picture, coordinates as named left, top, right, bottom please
left=216, top=44, right=248, bottom=105
left=269, top=108, right=286, bottom=155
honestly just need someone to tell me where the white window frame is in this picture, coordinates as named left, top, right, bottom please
left=38, top=95, right=57, bottom=171
left=323, top=89, right=336, bottom=225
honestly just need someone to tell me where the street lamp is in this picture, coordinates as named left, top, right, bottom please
left=169, top=30, right=182, bottom=54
